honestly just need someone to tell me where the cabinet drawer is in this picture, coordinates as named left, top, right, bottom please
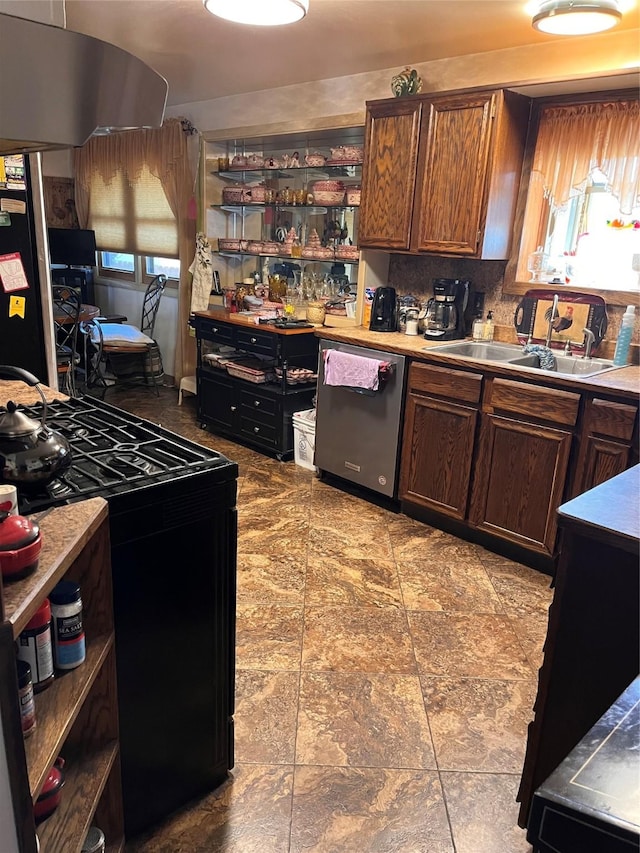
left=198, top=318, right=234, bottom=345
left=409, top=361, right=482, bottom=405
left=586, top=398, right=637, bottom=441
left=239, top=388, right=278, bottom=418
left=239, top=415, right=278, bottom=446
left=236, top=328, right=277, bottom=357
left=486, top=378, right=580, bottom=427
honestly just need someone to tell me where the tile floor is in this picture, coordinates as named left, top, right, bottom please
left=113, top=386, right=553, bottom=853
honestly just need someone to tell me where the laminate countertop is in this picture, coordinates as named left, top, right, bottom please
left=315, top=326, right=640, bottom=399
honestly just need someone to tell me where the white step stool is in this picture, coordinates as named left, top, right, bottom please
left=178, top=375, right=197, bottom=405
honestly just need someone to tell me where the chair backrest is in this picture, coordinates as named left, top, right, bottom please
left=52, top=284, right=82, bottom=355
left=140, top=274, right=167, bottom=338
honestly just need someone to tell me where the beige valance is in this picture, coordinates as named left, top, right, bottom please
left=533, top=100, right=640, bottom=215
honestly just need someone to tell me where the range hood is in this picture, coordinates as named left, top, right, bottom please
left=0, top=13, right=168, bottom=155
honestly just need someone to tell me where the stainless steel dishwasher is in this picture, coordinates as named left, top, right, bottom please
left=315, top=340, right=407, bottom=498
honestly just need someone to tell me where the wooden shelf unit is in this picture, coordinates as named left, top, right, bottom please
left=0, top=498, right=124, bottom=853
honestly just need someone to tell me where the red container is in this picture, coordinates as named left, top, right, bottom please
left=34, top=757, right=65, bottom=823
left=0, top=512, right=41, bottom=581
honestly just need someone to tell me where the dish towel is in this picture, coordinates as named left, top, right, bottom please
left=323, top=350, right=382, bottom=391
left=523, top=343, right=556, bottom=370
left=189, top=232, right=214, bottom=314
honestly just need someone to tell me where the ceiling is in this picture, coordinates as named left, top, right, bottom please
left=64, top=0, right=640, bottom=107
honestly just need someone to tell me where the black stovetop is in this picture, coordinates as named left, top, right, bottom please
left=14, top=395, right=235, bottom=514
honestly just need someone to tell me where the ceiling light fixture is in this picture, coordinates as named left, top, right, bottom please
left=532, top=0, right=622, bottom=34
left=203, top=0, right=308, bottom=26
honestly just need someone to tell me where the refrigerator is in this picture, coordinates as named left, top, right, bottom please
left=0, top=153, right=56, bottom=385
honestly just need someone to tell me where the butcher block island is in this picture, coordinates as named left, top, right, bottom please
left=0, top=377, right=239, bottom=844
left=194, top=309, right=320, bottom=460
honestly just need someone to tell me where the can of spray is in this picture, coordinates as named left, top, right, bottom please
left=50, top=581, right=86, bottom=670
left=16, top=659, right=36, bottom=737
left=17, top=599, right=54, bottom=692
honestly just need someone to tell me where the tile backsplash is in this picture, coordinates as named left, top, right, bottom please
left=387, top=255, right=638, bottom=348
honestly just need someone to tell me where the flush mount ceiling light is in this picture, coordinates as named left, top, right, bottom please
left=203, top=0, right=308, bottom=26
left=532, top=0, right=622, bottom=34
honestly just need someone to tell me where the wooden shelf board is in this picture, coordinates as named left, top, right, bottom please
left=3, top=498, right=108, bottom=634
left=25, top=633, right=114, bottom=796
left=36, top=740, right=119, bottom=853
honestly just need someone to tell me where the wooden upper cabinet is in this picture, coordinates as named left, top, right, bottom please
left=359, top=99, right=422, bottom=250
left=359, top=88, right=530, bottom=258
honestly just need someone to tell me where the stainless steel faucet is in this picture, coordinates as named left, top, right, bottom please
left=546, top=293, right=559, bottom=348
left=582, top=328, right=596, bottom=359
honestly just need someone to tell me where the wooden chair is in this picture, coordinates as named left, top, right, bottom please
left=52, top=284, right=82, bottom=395
left=89, top=274, right=167, bottom=395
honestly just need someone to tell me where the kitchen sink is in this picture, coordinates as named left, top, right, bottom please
left=426, top=340, right=618, bottom=377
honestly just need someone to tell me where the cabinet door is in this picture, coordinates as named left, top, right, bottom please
left=198, top=370, right=237, bottom=431
left=571, top=398, right=638, bottom=497
left=399, top=393, right=477, bottom=520
left=359, top=100, right=422, bottom=250
left=414, top=92, right=495, bottom=255
left=469, top=414, right=572, bottom=555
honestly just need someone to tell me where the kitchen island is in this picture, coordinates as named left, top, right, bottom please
left=517, top=464, right=640, bottom=832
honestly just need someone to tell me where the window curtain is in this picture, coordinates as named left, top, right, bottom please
left=74, top=118, right=200, bottom=384
left=533, top=100, right=640, bottom=214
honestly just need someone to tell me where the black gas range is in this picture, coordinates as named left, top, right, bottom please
left=17, top=394, right=234, bottom=514
left=14, top=394, right=239, bottom=838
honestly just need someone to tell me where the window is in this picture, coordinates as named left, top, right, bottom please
left=509, top=94, right=640, bottom=303
left=97, top=253, right=180, bottom=285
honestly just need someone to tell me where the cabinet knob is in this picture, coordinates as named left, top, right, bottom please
left=253, top=426, right=260, bottom=433
left=212, top=327, right=218, bottom=333
left=250, top=337, right=257, bottom=344
left=230, top=405, right=237, bottom=412
left=254, top=400, right=260, bottom=407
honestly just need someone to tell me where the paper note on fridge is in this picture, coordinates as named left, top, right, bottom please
left=0, top=197, right=26, bottom=214
left=0, top=252, right=29, bottom=292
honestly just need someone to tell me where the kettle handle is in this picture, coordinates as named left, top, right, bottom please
left=0, top=365, right=48, bottom=429
left=0, top=365, right=42, bottom=386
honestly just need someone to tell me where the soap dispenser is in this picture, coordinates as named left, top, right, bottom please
left=613, top=305, right=635, bottom=366
left=482, top=311, right=494, bottom=342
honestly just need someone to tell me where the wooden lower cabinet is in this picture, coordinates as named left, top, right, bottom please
left=468, top=414, right=573, bottom=555
left=399, top=362, right=481, bottom=519
left=570, top=397, right=638, bottom=497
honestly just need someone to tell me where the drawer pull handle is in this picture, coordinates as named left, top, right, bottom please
left=253, top=426, right=260, bottom=433
left=250, top=337, right=257, bottom=344
left=254, top=400, right=260, bottom=407
left=230, top=405, right=237, bottom=412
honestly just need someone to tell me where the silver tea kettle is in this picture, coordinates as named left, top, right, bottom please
left=0, top=366, right=72, bottom=489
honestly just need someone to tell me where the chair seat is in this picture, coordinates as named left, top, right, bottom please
left=92, top=323, right=154, bottom=348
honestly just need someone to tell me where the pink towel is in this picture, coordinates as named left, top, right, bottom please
left=323, top=350, right=382, bottom=390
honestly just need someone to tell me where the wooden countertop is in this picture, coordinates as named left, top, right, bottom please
left=194, top=308, right=317, bottom=336
left=556, top=464, right=640, bottom=555
left=0, top=379, right=68, bottom=407
left=315, top=326, right=640, bottom=399
left=1, top=497, right=108, bottom=633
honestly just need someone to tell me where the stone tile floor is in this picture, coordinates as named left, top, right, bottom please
left=113, top=386, right=552, bottom=853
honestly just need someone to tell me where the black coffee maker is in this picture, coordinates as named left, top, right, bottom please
left=423, top=278, right=469, bottom=341
left=369, top=286, right=397, bottom=332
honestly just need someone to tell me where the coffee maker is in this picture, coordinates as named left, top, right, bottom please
left=423, top=278, right=469, bottom=341
left=369, top=286, right=398, bottom=332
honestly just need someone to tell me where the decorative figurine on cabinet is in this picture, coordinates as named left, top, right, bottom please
left=391, top=67, right=423, bottom=97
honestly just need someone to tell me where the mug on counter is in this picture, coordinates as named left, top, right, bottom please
left=0, top=484, right=18, bottom=516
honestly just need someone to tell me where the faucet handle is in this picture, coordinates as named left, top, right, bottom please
left=582, top=327, right=596, bottom=359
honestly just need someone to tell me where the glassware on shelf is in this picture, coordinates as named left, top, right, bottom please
left=527, top=246, right=549, bottom=282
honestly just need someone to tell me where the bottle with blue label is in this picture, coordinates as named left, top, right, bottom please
left=50, top=581, right=86, bottom=670
left=613, top=305, right=635, bottom=367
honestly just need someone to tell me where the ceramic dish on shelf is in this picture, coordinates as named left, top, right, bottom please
left=330, top=145, right=363, bottom=161
left=274, top=366, right=318, bottom=385
left=324, top=159, right=363, bottom=167
left=335, top=245, right=359, bottom=261
left=218, top=238, right=242, bottom=251
left=345, top=186, right=361, bottom=205
left=311, top=190, right=345, bottom=205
